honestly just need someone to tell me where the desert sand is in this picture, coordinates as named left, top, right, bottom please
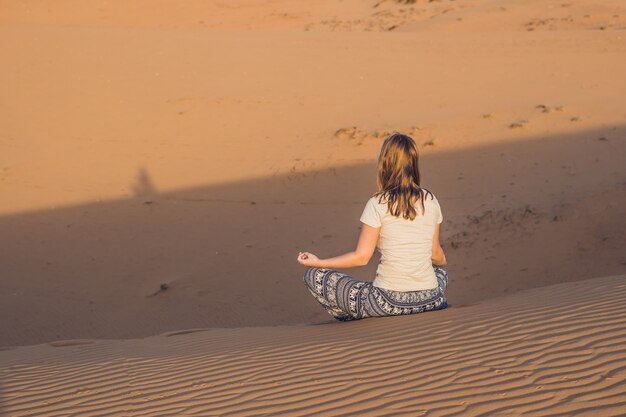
left=1, top=0, right=625, bottom=415
left=2, top=275, right=626, bottom=416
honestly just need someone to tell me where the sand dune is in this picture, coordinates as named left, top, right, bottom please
left=1, top=274, right=625, bottom=416
left=0, top=134, right=624, bottom=347
left=1, top=6, right=625, bottom=346
left=1, top=1, right=625, bottom=414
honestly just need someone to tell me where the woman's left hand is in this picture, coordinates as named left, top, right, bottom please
left=297, top=251, right=320, bottom=267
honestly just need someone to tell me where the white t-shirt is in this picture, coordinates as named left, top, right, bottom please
left=359, top=191, right=443, bottom=291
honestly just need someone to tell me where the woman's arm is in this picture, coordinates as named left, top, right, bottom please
left=297, top=224, right=380, bottom=268
left=431, top=223, right=447, bottom=266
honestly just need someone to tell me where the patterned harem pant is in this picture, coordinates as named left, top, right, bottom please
left=303, top=266, right=448, bottom=321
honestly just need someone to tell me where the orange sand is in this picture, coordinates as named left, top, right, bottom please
left=2, top=275, right=625, bottom=416
left=0, top=1, right=625, bottom=415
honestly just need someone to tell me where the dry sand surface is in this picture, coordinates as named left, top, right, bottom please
left=1, top=0, right=626, bottom=414
left=1, top=275, right=626, bottom=416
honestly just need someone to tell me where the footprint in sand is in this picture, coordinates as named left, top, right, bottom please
left=286, top=159, right=316, bottom=181
left=334, top=126, right=365, bottom=140
left=333, top=127, right=383, bottom=145
left=421, top=138, right=436, bottom=147
left=509, top=120, right=529, bottom=129
left=524, top=17, right=560, bottom=31
left=334, top=126, right=425, bottom=144
left=535, top=104, right=565, bottom=113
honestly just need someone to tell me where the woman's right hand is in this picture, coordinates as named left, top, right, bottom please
left=297, top=251, right=320, bottom=267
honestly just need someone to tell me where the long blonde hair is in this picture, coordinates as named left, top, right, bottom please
left=374, top=133, right=433, bottom=220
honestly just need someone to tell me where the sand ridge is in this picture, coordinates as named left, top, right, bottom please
left=1, top=274, right=625, bottom=416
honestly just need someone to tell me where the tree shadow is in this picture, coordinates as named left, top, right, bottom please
left=0, top=125, right=624, bottom=347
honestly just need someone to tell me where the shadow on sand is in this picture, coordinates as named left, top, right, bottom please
left=1, top=125, right=625, bottom=347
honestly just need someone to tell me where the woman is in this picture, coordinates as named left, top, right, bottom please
left=297, top=133, right=448, bottom=321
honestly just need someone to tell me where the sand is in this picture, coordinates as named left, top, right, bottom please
left=1, top=274, right=626, bottom=416
left=1, top=0, right=625, bottom=415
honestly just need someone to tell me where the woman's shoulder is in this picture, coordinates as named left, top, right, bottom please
left=366, top=194, right=387, bottom=209
left=365, top=194, right=394, bottom=219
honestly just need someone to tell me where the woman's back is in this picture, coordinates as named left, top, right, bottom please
left=360, top=191, right=443, bottom=291
left=299, top=132, right=448, bottom=322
